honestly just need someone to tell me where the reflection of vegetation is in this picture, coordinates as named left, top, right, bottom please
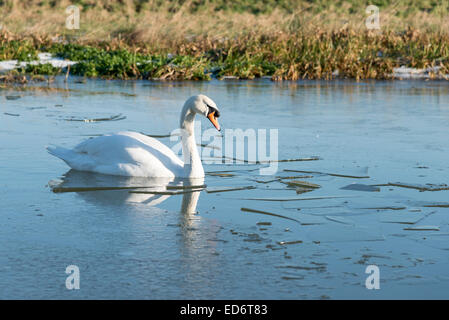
left=2, top=1, right=449, bottom=80
left=0, top=70, right=28, bottom=85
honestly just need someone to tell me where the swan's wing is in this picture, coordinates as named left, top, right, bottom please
left=116, top=131, right=183, bottom=166
left=48, top=132, right=184, bottom=177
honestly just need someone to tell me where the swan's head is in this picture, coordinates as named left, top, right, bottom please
left=188, top=94, right=221, bottom=131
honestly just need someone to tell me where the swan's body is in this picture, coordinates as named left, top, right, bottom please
left=48, top=131, right=185, bottom=177
left=47, top=95, right=221, bottom=178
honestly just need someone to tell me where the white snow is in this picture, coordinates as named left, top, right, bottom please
left=0, top=52, right=77, bottom=72
left=392, top=65, right=448, bottom=79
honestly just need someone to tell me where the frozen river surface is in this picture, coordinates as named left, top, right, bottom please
left=1, top=78, right=449, bottom=299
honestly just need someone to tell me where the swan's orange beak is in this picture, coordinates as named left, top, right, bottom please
left=207, top=111, right=221, bottom=131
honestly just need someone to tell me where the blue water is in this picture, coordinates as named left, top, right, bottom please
left=1, top=78, right=449, bottom=299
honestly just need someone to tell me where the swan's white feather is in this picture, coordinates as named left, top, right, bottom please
left=48, top=95, right=219, bottom=178
left=48, top=131, right=184, bottom=177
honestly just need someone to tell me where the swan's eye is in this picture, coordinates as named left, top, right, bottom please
left=207, top=106, right=220, bottom=118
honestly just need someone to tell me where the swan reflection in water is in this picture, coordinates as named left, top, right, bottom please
left=53, top=169, right=204, bottom=214
left=53, top=170, right=223, bottom=291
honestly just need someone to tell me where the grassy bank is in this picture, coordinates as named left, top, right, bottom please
left=1, top=1, right=449, bottom=81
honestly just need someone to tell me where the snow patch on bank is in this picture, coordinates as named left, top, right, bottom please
left=392, top=66, right=448, bottom=79
left=0, top=53, right=77, bottom=73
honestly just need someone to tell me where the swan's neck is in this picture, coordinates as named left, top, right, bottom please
left=180, top=106, right=204, bottom=178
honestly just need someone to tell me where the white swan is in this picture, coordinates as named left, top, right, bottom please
left=47, top=94, right=221, bottom=178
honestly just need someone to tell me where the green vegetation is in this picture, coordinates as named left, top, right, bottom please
left=46, top=44, right=211, bottom=79
left=3, top=29, right=449, bottom=81
left=17, top=63, right=62, bottom=76
left=0, top=39, right=39, bottom=61
left=1, top=1, right=449, bottom=81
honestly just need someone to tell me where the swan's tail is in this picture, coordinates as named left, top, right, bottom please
left=46, top=145, right=78, bottom=166
left=47, top=145, right=69, bottom=158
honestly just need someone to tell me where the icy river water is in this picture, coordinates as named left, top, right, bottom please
left=1, top=78, right=449, bottom=299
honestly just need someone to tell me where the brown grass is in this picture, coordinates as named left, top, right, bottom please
left=1, top=0, right=449, bottom=47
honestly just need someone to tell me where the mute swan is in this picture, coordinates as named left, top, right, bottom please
left=47, top=94, right=221, bottom=178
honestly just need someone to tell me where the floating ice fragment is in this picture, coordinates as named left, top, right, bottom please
left=340, top=183, right=380, bottom=192
left=404, top=226, right=440, bottom=231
